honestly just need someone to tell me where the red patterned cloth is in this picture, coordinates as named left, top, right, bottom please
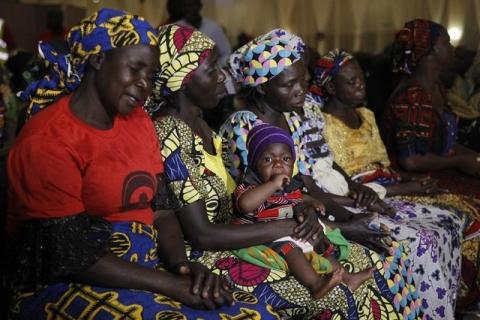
left=384, top=85, right=480, bottom=200
left=233, top=183, right=303, bottom=224
left=392, top=19, right=444, bottom=74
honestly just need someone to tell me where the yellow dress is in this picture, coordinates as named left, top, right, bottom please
left=323, top=107, right=479, bottom=215
left=154, top=115, right=235, bottom=224
left=323, top=107, right=480, bottom=307
left=323, top=107, right=390, bottom=177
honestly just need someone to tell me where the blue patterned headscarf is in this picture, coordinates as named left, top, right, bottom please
left=19, top=8, right=158, bottom=118
left=228, top=29, right=305, bottom=87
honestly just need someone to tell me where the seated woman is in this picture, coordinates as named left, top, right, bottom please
left=6, top=9, right=278, bottom=319
left=233, top=123, right=374, bottom=299
left=145, top=24, right=421, bottom=319
left=312, top=50, right=438, bottom=196
left=219, top=29, right=424, bottom=319
left=447, top=48, right=480, bottom=152
left=383, top=19, right=480, bottom=309
left=384, top=19, right=480, bottom=199
left=312, top=47, right=480, bottom=318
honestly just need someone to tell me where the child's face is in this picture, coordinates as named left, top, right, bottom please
left=255, top=143, right=294, bottom=182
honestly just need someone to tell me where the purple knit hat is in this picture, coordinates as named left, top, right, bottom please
left=247, top=123, right=296, bottom=168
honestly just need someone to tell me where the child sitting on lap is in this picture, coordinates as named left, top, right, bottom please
left=233, top=123, right=374, bottom=299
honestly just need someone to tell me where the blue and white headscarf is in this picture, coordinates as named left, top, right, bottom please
left=19, top=8, right=158, bottom=118
left=228, top=29, right=305, bottom=87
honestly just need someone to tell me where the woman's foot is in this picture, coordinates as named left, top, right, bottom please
left=343, top=267, right=375, bottom=292
left=309, top=268, right=344, bottom=299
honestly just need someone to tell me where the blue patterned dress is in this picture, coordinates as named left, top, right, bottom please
left=12, top=222, right=280, bottom=320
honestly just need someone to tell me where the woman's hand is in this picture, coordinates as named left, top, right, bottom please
left=349, top=183, right=379, bottom=208
left=168, top=273, right=234, bottom=310
left=302, top=196, right=326, bottom=216
left=367, top=200, right=397, bottom=218
left=173, top=261, right=233, bottom=305
left=271, top=174, right=291, bottom=191
left=457, top=154, right=480, bottom=177
left=333, top=213, right=391, bottom=255
left=399, top=176, right=445, bottom=195
left=292, top=203, right=323, bottom=243
left=310, top=230, right=329, bottom=253
left=71, top=254, right=233, bottom=310
left=387, top=176, right=446, bottom=196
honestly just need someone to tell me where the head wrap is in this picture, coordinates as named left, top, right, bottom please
left=19, top=8, right=157, bottom=118
left=144, top=24, right=215, bottom=114
left=228, top=29, right=305, bottom=87
left=309, top=48, right=354, bottom=101
left=392, top=19, right=445, bottom=74
left=247, top=123, right=296, bottom=168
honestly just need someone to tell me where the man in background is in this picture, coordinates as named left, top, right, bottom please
left=167, top=0, right=231, bottom=65
left=38, top=9, right=68, bottom=54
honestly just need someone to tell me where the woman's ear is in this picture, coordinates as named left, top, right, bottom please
left=256, top=83, right=266, bottom=95
left=325, top=81, right=336, bottom=96
left=88, top=52, right=106, bottom=71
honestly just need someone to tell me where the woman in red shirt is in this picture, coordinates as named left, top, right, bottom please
left=6, top=8, right=278, bottom=319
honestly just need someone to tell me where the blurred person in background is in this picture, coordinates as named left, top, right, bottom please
left=166, top=0, right=231, bottom=66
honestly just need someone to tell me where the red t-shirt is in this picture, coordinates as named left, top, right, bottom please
left=7, top=95, right=163, bottom=235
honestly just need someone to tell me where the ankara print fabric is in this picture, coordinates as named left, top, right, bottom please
left=218, top=110, right=423, bottom=319
left=154, top=115, right=233, bottom=224
left=301, top=102, right=465, bottom=319
left=145, top=24, right=215, bottom=114
left=20, top=8, right=158, bottom=118
left=10, top=222, right=279, bottom=319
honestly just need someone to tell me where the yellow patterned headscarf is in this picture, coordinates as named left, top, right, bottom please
left=145, top=24, right=215, bottom=113
left=19, top=8, right=158, bottom=118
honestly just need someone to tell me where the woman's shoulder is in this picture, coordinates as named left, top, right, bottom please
left=122, top=107, right=157, bottom=132
left=219, top=110, right=261, bottom=136
left=154, top=114, right=192, bottom=135
left=389, top=85, right=432, bottom=107
left=18, top=95, right=65, bottom=128
left=303, top=100, right=324, bottom=119
left=357, top=107, right=376, bottom=120
left=222, top=110, right=259, bottom=126
left=15, top=95, right=78, bottom=146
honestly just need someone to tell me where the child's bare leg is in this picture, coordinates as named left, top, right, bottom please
left=285, top=248, right=343, bottom=299
left=326, top=256, right=374, bottom=292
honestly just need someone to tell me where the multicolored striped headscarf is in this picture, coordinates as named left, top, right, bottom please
left=392, top=19, right=444, bottom=74
left=309, top=48, right=354, bottom=101
left=144, top=24, right=214, bottom=113
left=228, top=29, right=304, bottom=87
left=18, top=8, right=158, bottom=118
left=247, top=123, right=296, bottom=169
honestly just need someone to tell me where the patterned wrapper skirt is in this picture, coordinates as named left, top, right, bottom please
left=10, top=222, right=280, bottom=320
